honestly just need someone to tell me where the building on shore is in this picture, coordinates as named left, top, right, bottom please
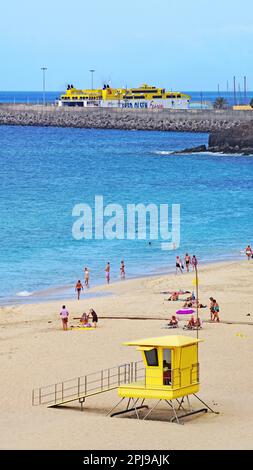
left=59, top=83, right=191, bottom=110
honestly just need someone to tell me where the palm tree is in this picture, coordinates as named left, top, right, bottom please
left=213, top=97, right=228, bottom=109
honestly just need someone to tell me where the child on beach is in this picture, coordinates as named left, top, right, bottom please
left=105, top=262, right=110, bottom=284
left=80, top=312, right=91, bottom=327
left=75, top=280, right=83, bottom=300
left=60, top=305, right=69, bottom=331
left=84, top=267, right=90, bottom=287
left=89, top=308, right=98, bottom=328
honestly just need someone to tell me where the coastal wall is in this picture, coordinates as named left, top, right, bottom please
left=0, top=104, right=253, bottom=132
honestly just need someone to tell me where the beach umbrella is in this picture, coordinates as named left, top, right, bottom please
left=176, top=308, right=195, bottom=315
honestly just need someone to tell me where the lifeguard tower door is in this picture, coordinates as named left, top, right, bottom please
left=180, top=345, right=197, bottom=387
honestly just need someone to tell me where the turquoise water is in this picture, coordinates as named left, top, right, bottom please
left=0, top=125, right=252, bottom=304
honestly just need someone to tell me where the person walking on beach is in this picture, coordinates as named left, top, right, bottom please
left=89, top=308, right=98, bottom=328
left=245, top=245, right=252, bottom=260
left=60, top=305, right=69, bottom=331
left=184, top=253, right=191, bottom=273
left=120, top=260, right=125, bottom=279
left=75, top=280, right=83, bottom=300
left=209, top=297, right=215, bottom=320
left=192, top=255, right=198, bottom=271
left=105, top=262, right=110, bottom=284
left=84, top=267, right=90, bottom=287
left=176, top=256, right=183, bottom=274
left=211, top=299, right=220, bottom=322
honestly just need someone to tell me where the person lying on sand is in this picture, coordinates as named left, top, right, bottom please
left=168, top=315, right=178, bottom=327
left=168, top=292, right=179, bottom=301
left=184, top=315, right=196, bottom=330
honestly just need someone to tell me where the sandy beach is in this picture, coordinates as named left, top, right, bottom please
left=1, top=259, right=253, bottom=450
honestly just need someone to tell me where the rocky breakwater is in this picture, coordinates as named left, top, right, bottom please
left=208, top=120, right=253, bottom=154
left=0, top=105, right=252, bottom=133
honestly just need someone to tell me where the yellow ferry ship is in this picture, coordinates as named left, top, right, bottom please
left=59, top=83, right=191, bottom=109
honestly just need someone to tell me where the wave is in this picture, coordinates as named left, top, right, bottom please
left=152, top=150, right=174, bottom=155
left=16, top=290, right=33, bottom=297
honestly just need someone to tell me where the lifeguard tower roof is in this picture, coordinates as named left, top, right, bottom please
left=123, top=335, right=203, bottom=348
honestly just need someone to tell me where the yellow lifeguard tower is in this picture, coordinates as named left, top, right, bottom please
left=108, top=335, right=217, bottom=423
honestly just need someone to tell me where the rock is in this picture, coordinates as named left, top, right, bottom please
left=172, top=145, right=207, bottom=154
left=208, top=121, right=253, bottom=154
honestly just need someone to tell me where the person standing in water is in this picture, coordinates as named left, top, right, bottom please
left=184, top=253, right=191, bottom=273
left=60, top=305, right=69, bottom=331
left=120, top=260, right=125, bottom=279
left=75, top=280, right=83, bottom=300
left=245, top=245, right=252, bottom=260
left=192, top=255, right=198, bottom=271
left=105, top=262, right=110, bottom=284
left=176, top=256, right=183, bottom=274
left=84, top=267, right=90, bottom=287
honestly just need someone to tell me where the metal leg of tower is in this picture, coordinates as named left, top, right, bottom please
left=106, top=397, right=125, bottom=416
left=193, top=394, right=219, bottom=414
left=143, top=399, right=161, bottom=420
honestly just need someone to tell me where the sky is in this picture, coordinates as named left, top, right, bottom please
left=0, top=0, right=253, bottom=91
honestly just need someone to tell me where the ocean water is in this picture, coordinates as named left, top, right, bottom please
left=0, top=125, right=252, bottom=304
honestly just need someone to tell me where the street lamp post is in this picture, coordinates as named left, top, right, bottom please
left=41, top=67, right=47, bottom=105
left=89, top=69, right=95, bottom=90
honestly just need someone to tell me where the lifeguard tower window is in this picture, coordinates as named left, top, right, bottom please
left=144, top=348, right=158, bottom=366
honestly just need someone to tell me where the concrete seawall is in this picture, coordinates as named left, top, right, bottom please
left=0, top=104, right=253, bottom=132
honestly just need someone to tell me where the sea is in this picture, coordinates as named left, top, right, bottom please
left=0, top=92, right=253, bottom=304
left=0, top=90, right=253, bottom=107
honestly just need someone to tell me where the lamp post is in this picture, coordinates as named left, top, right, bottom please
left=41, top=67, right=47, bottom=105
left=89, top=69, right=95, bottom=90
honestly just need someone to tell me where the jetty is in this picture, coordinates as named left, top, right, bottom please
left=0, top=104, right=253, bottom=133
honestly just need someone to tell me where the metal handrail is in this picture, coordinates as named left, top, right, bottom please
left=32, top=361, right=142, bottom=406
left=32, top=361, right=199, bottom=406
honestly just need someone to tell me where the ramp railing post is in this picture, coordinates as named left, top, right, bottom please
left=101, top=370, right=103, bottom=391
left=62, top=382, right=64, bottom=402
left=77, top=377, right=80, bottom=397
left=85, top=376, right=87, bottom=395
left=54, top=384, right=57, bottom=404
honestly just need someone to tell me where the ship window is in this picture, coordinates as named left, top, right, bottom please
left=152, top=95, right=162, bottom=99
left=132, top=89, right=157, bottom=94
left=144, top=348, right=158, bottom=367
